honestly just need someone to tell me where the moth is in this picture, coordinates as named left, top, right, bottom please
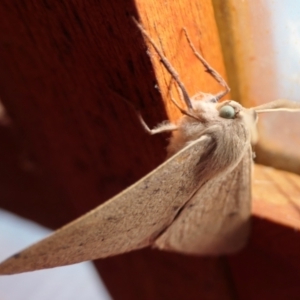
left=1, top=19, right=300, bottom=275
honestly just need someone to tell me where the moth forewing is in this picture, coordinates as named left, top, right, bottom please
left=0, top=133, right=214, bottom=275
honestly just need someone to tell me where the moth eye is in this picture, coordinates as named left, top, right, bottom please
left=219, top=105, right=235, bottom=119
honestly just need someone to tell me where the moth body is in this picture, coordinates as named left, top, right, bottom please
left=155, top=97, right=255, bottom=254
left=167, top=96, right=254, bottom=177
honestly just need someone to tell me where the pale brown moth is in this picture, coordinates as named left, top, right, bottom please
left=1, top=19, right=300, bottom=275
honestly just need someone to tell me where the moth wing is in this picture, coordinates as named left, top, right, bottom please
left=0, top=135, right=214, bottom=275
left=155, top=146, right=252, bottom=255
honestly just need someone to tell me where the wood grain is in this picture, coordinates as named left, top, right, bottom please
left=228, top=164, right=300, bottom=300
left=253, top=164, right=300, bottom=230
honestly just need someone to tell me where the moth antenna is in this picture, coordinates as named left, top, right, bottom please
left=169, top=86, right=200, bottom=120
left=168, top=80, right=185, bottom=114
left=132, top=17, right=193, bottom=111
left=182, top=28, right=230, bottom=102
left=254, top=99, right=300, bottom=113
left=167, top=78, right=200, bottom=120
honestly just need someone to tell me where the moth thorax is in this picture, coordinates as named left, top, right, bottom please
left=166, top=117, right=207, bottom=157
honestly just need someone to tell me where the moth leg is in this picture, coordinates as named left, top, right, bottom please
left=182, top=28, right=230, bottom=101
left=109, top=88, right=176, bottom=134
left=137, top=113, right=178, bottom=135
left=133, top=17, right=193, bottom=111
left=122, top=99, right=178, bottom=135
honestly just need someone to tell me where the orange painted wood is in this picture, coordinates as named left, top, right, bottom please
left=135, top=0, right=229, bottom=122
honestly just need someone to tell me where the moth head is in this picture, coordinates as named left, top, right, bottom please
left=216, top=100, right=259, bottom=144
left=189, top=95, right=233, bottom=122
